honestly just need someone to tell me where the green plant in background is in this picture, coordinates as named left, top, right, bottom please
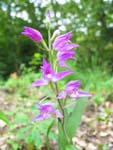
left=30, top=52, right=42, bottom=69
left=7, top=112, right=54, bottom=150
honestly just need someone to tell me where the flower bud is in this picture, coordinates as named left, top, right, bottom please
left=46, top=10, right=51, bottom=23
left=51, top=29, right=60, bottom=41
left=21, top=26, right=43, bottom=43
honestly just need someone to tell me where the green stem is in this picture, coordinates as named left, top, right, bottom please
left=49, top=82, right=69, bottom=143
left=46, top=120, right=55, bottom=150
left=63, top=96, right=67, bottom=107
left=54, top=59, right=58, bottom=72
left=54, top=83, right=70, bottom=143
left=48, top=27, right=51, bottom=50
left=48, top=25, right=54, bottom=69
left=41, top=40, right=49, bottom=51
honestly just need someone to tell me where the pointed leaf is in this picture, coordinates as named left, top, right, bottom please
left=0, top=111, right=9, bottom=124
left=66, top=99, right=86, bottom=139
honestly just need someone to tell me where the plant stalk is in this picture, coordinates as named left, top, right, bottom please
left=54, top=83, right=70, bottom=143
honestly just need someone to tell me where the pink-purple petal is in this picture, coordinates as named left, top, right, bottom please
left=57, top=50, right=75, bottom=60
left=58, top=61, right=70, bottom=68
left=38, top=103, right=55, bottom=112
left=65, top=80, right=81, bottom=93
left=76, top=90, right=93, bottom=98
left=57, top=91, right=66, bottom=99
left=28, top=79, right=48, bottom=88
left=55, top=110, right=63, bottom=118
left=41, top=58, right=55, bottom=80
left=53, top=32, right=72, bottom=50
left=33, top=113, right=51, bottom=121
left=61, top=43, right=79, bottom=51
left=52, top=70, right=74, bottom=82
left=32, top=103, right=63, bottom=121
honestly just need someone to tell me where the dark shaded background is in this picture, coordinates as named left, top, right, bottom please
left=0, top=0, right=113, bottom=77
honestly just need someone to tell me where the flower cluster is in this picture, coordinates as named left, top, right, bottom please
left=28, top=58, right=73, bottom=88
left=21, top=26, right=92, bottom=121
left=53, top=32, right=79, bottom=68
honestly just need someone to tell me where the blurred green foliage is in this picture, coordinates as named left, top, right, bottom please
left=0, top=0, right=113, bottom=77
left=0, top=0, right=47, bottom=76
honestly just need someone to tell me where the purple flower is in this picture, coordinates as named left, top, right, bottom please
left=21, top=26, right=43, bottom=42
left=58, top=80, right=92, bottom=99
left=32, top=103, right=63, bottom=121
left=53, top=32, right=72, bottom=51
left=65, top=80, right=81, bottom=93
left=57, top=50, right=76, bottom=68
left=28, top=58, right=73, bottom=88
left=53, top=32, right=79, bottom=68
left=53, top=32, right=79, bottom=51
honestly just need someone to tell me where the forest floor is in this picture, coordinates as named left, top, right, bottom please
left=0, top=89, right=113, bottom=150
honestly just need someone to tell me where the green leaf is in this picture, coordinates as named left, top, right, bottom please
left=58, top=121, right=78, bottom=150
left=16, top=126, right=31, bottom=140
left=58, top=110, right=75, bottom=150
left=46, top=120, right=55, bottom=149
left=58, top=99, right=86, bottom=149
left=14, top=113, right=29, bottom=123
left=32, top=127, right=42, bottom=147
left=7, top=139, right=19, bottom=150
left=66, top=99, right=86, bottom=139
left=26, top=127, right=42, bottom=148
left=58, top=120, right=69, bottom=150
left=0, top=111, right=9, bottom=124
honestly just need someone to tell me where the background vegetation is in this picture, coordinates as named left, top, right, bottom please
left=0, top=0, right=113, bottom=77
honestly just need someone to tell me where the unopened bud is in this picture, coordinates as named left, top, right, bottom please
left=45, top=10, right=51, bottom=29
left=51, top=30, right=60, bottom=41
left=46, top=10, right=51, bottom=23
